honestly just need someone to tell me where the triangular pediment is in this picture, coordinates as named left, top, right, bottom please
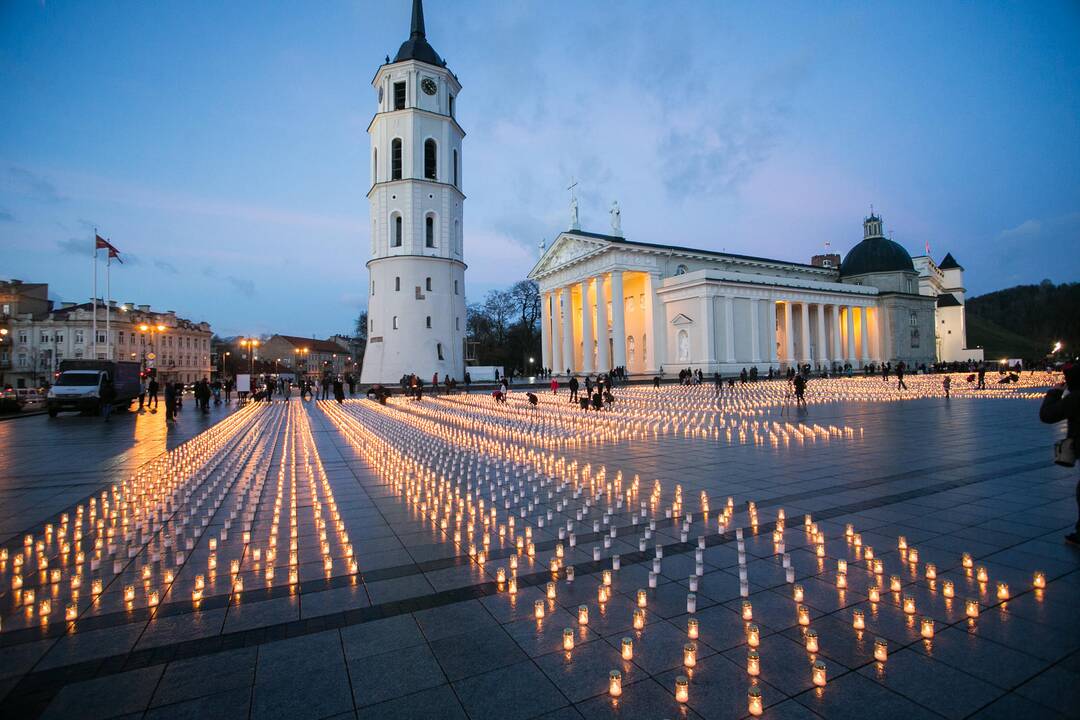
left=671, top=313, right=694, bottom=325
left=529, top=232, right=610, bottom=278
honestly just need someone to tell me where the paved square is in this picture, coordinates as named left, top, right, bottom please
left=1, top=374, right=1078, bottom=719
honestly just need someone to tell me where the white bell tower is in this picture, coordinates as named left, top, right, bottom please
left=361, top=0, right=467, bottom=384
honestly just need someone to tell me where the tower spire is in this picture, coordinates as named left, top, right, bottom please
left=411, top=0, right=426, bottom=38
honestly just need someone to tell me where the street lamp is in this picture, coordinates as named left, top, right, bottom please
left=239, top=338, right=260, bottom=375
left=138, top=323, right=167, bottom=376
left=294, top=347, right=309, bottom=379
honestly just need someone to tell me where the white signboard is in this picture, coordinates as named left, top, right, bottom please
left=236, top=374, right=251, bottom=393
left=466, top=366, right=504, bottom=382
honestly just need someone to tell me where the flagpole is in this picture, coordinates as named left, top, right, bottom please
left=92, top=229, right=98, bottom=359
left=106, top=252, right=111, bottom=361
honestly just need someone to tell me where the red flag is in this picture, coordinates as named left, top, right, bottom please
left=95, top=234, right=110, bottom=250
left=108, top=247, right=123, bottom=264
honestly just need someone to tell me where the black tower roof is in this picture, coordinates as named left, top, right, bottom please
left=393, top=0, right=445, bottom=68
left=938, top=252, right=962, bottom=270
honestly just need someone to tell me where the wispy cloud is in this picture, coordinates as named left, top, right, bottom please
left=998, top=219, right=1041, bottom=240
left=8, top=166, right=66, bottom=203
left=226, top=275, right=255, bottom=297
left=155, top=260, right=179, bottom=275
left=56, top=237, right=87, bottom=255
left=0, top=209, right=14, bottom=222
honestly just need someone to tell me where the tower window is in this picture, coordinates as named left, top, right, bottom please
left=426, top=216, right=435, bottom=247
left=426, top=277, right=432, bottom=291
left=393, top=215, right=402, bottom=247
left=393, top=316, right=398, bottom=330
left=453, top=150, right=458, bottom=187
left=437, top=343, right=444, bottom=360
left=370, top=280, right=375, bottom=295
left=391, top=139, right=402, bottom=180
left=395, top=276, right=401, bottom=291
left=449, top=95, right=454, bottom=118
left=372, top=148, right=377, bottom=183
left=424, top=139, right=437, bottom=180
left=455, top=317, right=459, bottom=330
left=454, top=280, right=458, bottom=295
left=426, top=316, right=432, bottom=328
left=393, top=81, right=406, bottom=110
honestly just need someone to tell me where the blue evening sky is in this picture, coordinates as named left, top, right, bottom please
left=2, top=0, right=1078, bottom=338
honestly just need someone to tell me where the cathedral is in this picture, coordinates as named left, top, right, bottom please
left=360, top=0, right=467, bottom=384
left=360, top=0, right=982, bottom=382
left=529, top=210, right=983, bottom=376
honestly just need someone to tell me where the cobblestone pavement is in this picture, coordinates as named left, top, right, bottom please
left=0, top=377, right=1077, bottom=719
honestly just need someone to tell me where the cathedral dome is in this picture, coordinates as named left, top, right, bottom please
left=393, top=0, right=445, bottom=67
left=839, top=212, right=914, bottom=276
left=840, top=237, right=915, bottom=276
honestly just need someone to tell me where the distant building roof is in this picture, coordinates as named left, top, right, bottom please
left=392, top=0, right=445, bottom=68
left=938, top=252, right=962, bottom=270
left=936, top=292, right=962, bottom=308
left=269, top=335, right=345, bottom=354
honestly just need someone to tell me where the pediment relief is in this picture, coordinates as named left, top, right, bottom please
left=531, top=234, right=608, bottom=277
left=671, top=313, right=694, bottom=325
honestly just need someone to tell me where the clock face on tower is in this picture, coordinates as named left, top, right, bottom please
left=421, top=78, right=437, bottom=96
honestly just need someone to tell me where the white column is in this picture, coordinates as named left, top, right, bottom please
left=551, top=291, right=562, bottom=373
left=859, top=305, right=870, bottom=366
left=767, top=301, right=778, bottom=364
left=750, top=299, right=762, bottom=363
left=846, top=305, right=856, bottom=363
left=560, top=286, right=573, bottom=373
left=610, top=271, right=626, bottom=370
left=816, top=303, right=828, bottom=367
left=782, top=302, right=794, bottom=368
left=830, top=305, right=842, bottom=366
left=698, top=294, right=716, bottom=369
left=541, top=291, right=552, bottom=372
left=723, top=296, right=736, bottom=363
left=643, top=273, right=661, bottom=373
left=595, top=274, right=609, bottom=372
left=580, top=279, right=594, bottom=374
left=799, top=302, right=811, bottom=365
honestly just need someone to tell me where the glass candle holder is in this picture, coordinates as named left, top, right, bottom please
left=920, top=617, right=934, bottom=639
left=578, top=605, right=589, bottom=625
left=747, top=649, right=760, bottom=676
left=547, top=582, right=557, bottom=600
left=965, top=598, right=979, bottom=618
left=812, top=660, right=827, bottom=687
left=688, top=617, right=699, bottom=639
left=637, top=589, right=648, bottom=607
left=805, top=628, right=819, bottom=653
left=837, top=559, right=847, bottom=574
left=534, top=600, right=545, bottom=619
left=943, top=580, right=955, bottom=598
left=903, top=595, right=916, bottom=615
left=996, top=582, right=1009, bottom=601
left=747, top=623, right=760, bottom=647
left=684, top=643, right=697, bottom=668
left=793, top=584, right=804, bottom=602
left=621, top=637, right=633, bottom=660
left=868, top=586, right=881, bottom=603
left=609, top=670, right=622, bottom=697
left=562, top=628, right=574, bottom=651
left=748, top=686, right=763, bottom=716
left=633, top=608, right=646, bottom=630
left=675, top=676, right=689, bottom=703
left=961, top=553, right=973, bottom=569
left=837, top=573, right=847, bottom=589
left=742, top=600, right=753, bottom=621
left=890, top=575, right=902, bottom=592
left=1033, top=571, right=1046, bottom=590
left=874, top=637, right=888, bottom=662
left=797, top=605, right=810, bottom=626
left=925, top=563, right=937, bottom=580
left=853, top=609, right=865, bottom=630
left=976, top=566, right=989, bottom=584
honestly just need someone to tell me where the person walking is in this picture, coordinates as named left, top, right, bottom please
left=224, top=377, right=233, bottom=403
left=100, top=377, right=116, bottom=421
left=896, top=362, right=908, bottom=391
left=1040, top=363, right=1079, bottom=545
left=568, top=376, right=579, bottom=403
left=464, top=372, right=471, bottom=393
left=943, top=375, right=951, bottom=399
left=977, top=364, right=987, bottom=390
left=714, top=372, right=722, bottom=396
left=333, top=377, right=345, bottom=404
left=321, top=374, right=331, bottom=400
left=550, top=376, right=559, bottom=395
left=147, top=376, right=159, bottom=409
left=164, top=381, right=177, bottom=422
left=347, top=374, right=356, bottom=396
left=137, top=376, right=147, bottom=411
left=793, top=373, right=807, bottom=407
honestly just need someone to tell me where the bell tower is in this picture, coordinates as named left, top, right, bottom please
left=361, top=0, right=467, bottom=384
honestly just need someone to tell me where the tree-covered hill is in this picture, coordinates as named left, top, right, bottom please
left=966, top=280, right=1079, bottom=360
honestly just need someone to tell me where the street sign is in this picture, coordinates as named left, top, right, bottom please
left=147, top=352, right=157, bottom=360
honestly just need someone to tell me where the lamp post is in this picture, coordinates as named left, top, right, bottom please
left=139, top=323, right=167, bottom=377
left=293, top=347, right=309, bottom=381
left=239, top=338, right=260, bottom=376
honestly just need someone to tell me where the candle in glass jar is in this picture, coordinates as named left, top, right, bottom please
left=965, top=598, right=979, bottom=618
left=578, top=605, right=589, bottom=625
left=920, top=617, right=934, bottom=639
left=688, top=617, right=699, bottom=639
left=747, top=649, right=760, bottom=676
left=534, top=600, right=545, bottom=619
left=748, top=686, right=763, bottom=716
left=797, top=605, right=810, bottom=626
left=684, top=643, right=697, bottom=668
left=675, top=676, right=689, bottom=703
left=853, top=609, right=865, bottom=630
left=563, top=628, right=574, bottom=651
left=996, top=582, right=1009, bottom=601
left=621, top=637, right=633, bottom=660
left=976, top=566, right=989, bottom=583
left=812, top=660, right=827, bottom=687
left=943, top=580, right=955, bottom=598
left=805, top=629, right=819, bottom=653
left=874, top=637, right=888, bottom=662
left=747, top=623, right=760, bottom=647
left=742, top=600, right=753, bottom=621
left=868, top=586, right=881, bottom=603
left=1033, top=571, right=1046, bottom=590
left=609, top=670, right=622, bottom=697
left=903, top=595, right=916, bottom=615
left=890, top=575, right=902, bottom=592
left=925, top=563, right=937, bottom=580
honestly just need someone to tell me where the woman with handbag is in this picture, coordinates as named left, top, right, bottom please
left=1040, top=362, right=1079, bottom=545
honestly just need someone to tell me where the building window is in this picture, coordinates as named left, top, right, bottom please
left=395, top=276, right=401, bottom=291
left=56, top=333, right=63, bottom=343
left=391, top=139, right=402, bottom=180
left=454, top=280, right=458, bottom=295
left=455, top=317, right=459, bottom=330
left=18, top=331, right=28, bottom=344
left=426, top=316, right=432, bottom=328
left=369, top=318, right=374, bottom=332
left=424, top=139, right=437, bottom=180
left=911, top=328, right=920, bottom=348
left=448, top=94, right=454, bottom=118
left=393, top=215, right=403, bottom=247
left=909, top=311, right=918, bottom=327
left=371, top=280, right=375, bottom=295
left=437, top=342, right=444, bottom=360
left=393, top=316, right=398, bottom=330
left=372, top=148, right=377, bottom=183
left=425, top=277, right=433, bottom=292
left=453, top=150, right=458, bottom=187
left=426, top=216, right=435, bottom=247
left=40, top=332, right=48, bottom=343
left=393, top=81, right=406, bottom=110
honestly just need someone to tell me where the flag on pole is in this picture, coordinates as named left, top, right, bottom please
left=96, top=234, right=123, bottom=263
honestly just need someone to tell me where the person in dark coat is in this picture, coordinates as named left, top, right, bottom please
left=164, top=381, right=177, bottom=422
left=1040, top=363, right=1080, bottom=545
left=100, top=377, right=116, bottom=421
left=147, top=377, right=159, bottom=409
left=568, top=376, right=579, bottom=403
left=333, top=378, right=345, bottom=404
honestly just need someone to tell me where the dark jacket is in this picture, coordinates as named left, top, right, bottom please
left=1040, top=388, right=1078, bottom=440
